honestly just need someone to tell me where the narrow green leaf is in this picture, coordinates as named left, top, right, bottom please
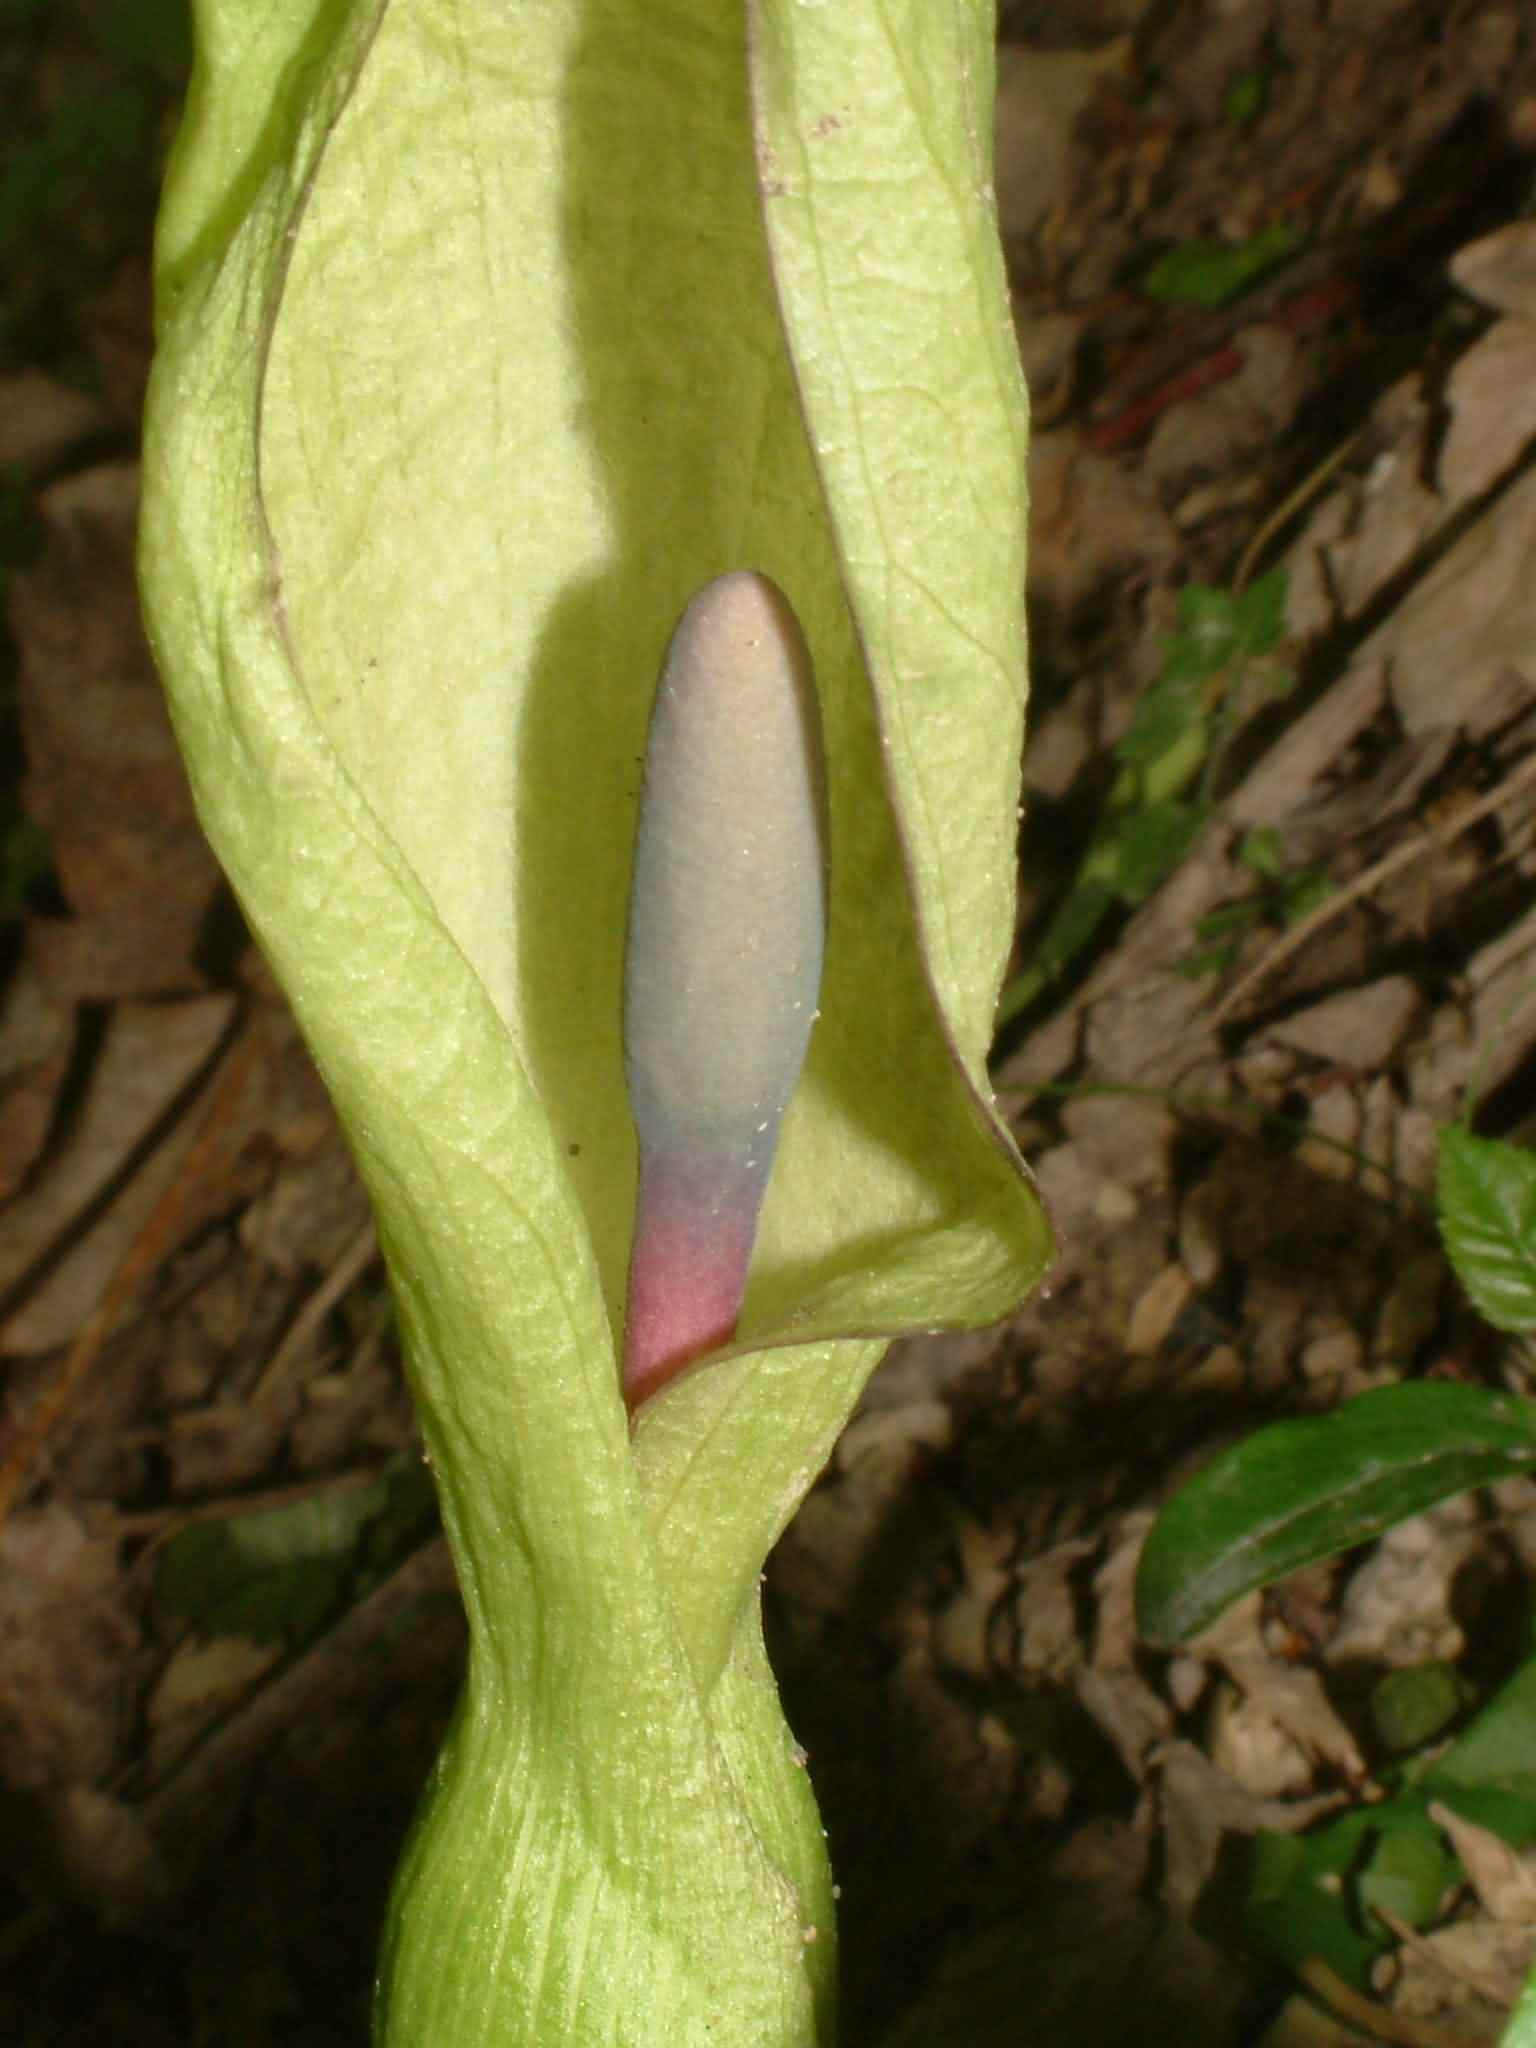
left=1113, top=799, right=1205, bottom=903
left=1175, top=583, right=1242, bottom=657
left=1231, top=565, right=1288, bottom=655
left=1371, top=1662, right=1472, bottom=1754
left=1239, top=826, right=1284, bottom=879
left=1049, top=874, right=1120, bottom=960
left=155, top=1469, right=417, bottom=1644
left=1246, top=1660, right=1536, bottom=2003
left=1439, top=1127, right=1536, bottom=1332
left=1114, top=677, right=1202, bottom=765
left=1424, top=1653, right=1536, bottom=1798
left=1246, top=1811, right=1393, bottom=1986
left=1281, top=871, right=1333, bottom=924
left=1356, top=1819, right=1455, bottom=1932
left=1136, top=1382, right=1536, bottom=1644
left=1247, top=1790, right=1509, bottom=1989
left=157, top=1528, right=345, bottom=1644
left=1143, top=221, right=1301, bottom=308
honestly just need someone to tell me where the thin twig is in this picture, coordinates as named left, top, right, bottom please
left=1234, top=431, right=1364, bottom=594
left=1298, top=1955, right=1493, bottom=2048
left=1213, top=748, right=1536, bottom=1027
left=250, top=1218, right=379, bottom=1404
left=1373, top=1907, right=1518, bottom=2015
left=0, top=1023, right=264, bottom=1524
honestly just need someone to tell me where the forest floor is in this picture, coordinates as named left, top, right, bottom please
left=3, top=3, right=1536, bottom=2043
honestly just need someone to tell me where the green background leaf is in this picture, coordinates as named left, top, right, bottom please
left=1423, top=1651, right=1536, bottom=1800
left=1439, top=1127, right=1536, bottom=1332
left=1246, top=1795, right=1462, bottom=1988
left=1244, top=1662, right=1536, bottom=1998
left=1136, top=1382, right=1536, bottom=1644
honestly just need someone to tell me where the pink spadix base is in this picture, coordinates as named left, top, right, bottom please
left=622, top=1153, right=766, bottom=1411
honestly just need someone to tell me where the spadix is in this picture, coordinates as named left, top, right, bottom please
left=622, top=572, right=827, bottom=1409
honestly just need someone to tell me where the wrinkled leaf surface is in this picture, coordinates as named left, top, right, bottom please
left=142, top=2, right=1048, bottom=2040
left=1137, top=1382, right=1536, bottom=1645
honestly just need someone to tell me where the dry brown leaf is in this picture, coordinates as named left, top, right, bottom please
left=0, top=372, right=105, bottom=473
left=1008, top=1539, right=1094, bottom=1682
left=1431, top=1802, right=1536, bottom=1926
left=1027, top=427, right=1179, bottom=623
left=994, top=39, right=1133, bottom=255
left=1076, top=1664, right=1172, bottom=1781
left=1325, top=1503, right=1481, bottom=1667
left=147, top=1638, right=283, bottom=1780
left=1382, top=467, right=1536, bottom=737
left=1439, top=320, right=1536, bottom=504
left=1284, top=386, right=1441, bottom=638
left=1451, top=221, right=1536, bottom=321
left=0, top=996, right=235, bottom=1355
left=35, top=1782, right=175, bottom=1929
left=1269, top=976, right=1425, bottom=1070
left=1143, top=328, right=1306, bottom=499
left=1389, top=1915, right=1535, bottom=2029
left=1221, top=1656, right=1366, bottom=1783
left=1092, top=1507, right=1154, bottom=1668
left=1158, top=1738, right=1346, bottom=1919
left=10, top=462, right=223, bottom=1003
left=1408, top=896, right=1536, bottom=1117
left=0, top=965, right=73, bottom=1201
left=0, top=1504, right=136, bottom=1789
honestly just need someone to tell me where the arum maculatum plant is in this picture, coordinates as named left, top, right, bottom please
left=139, top=2, right=1050, bottom=2042
left=623, top=570, right=827, bottom=1409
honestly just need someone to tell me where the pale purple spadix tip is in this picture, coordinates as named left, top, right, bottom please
left=622, top=571, right=827, bottom=1410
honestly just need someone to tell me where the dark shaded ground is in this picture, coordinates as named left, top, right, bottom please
left=4, top=4, right=1536, bottom=2043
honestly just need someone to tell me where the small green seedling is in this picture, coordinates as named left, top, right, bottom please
left=1143, top=220, right=1303, bottom=310
left=1002, top=568, right=1294, bottom=1019
left=1137, top=1128, right=1536, bottom=1644
left=1223, top=69, right=1268, bottom=128
left=1136, top=1124, right=1536, bottom=2026
left=1180, top=826, right=1331, bottom=980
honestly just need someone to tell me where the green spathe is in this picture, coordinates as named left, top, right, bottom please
left=140, top=3, right=1048, bottom=2043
